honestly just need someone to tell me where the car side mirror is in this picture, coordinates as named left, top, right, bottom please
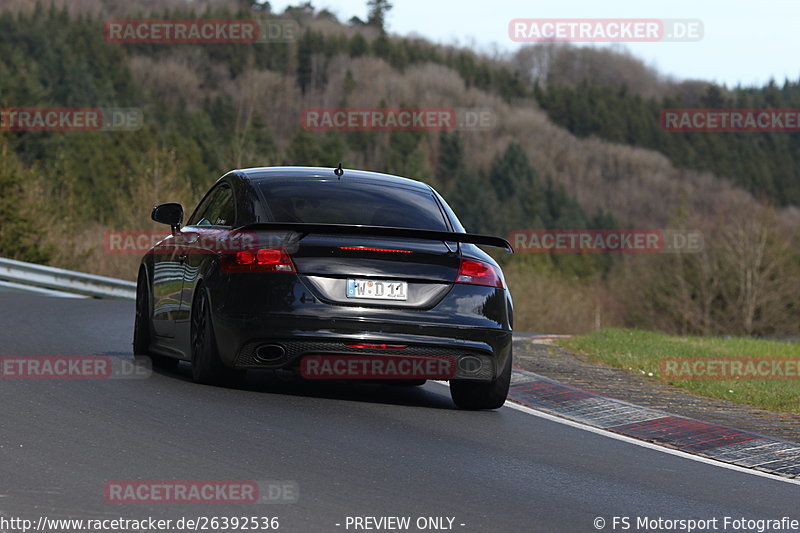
left=151, top=203, right=183, bottom=231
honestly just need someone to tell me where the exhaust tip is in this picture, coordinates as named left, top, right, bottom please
left=254, top=344, right=287, bottom=363
left=457, top=355, right=483, bottom=375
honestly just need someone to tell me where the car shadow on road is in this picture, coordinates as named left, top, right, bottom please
left=148, top=359, right=458, bottom=410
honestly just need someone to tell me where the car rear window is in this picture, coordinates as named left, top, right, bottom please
left=257, top=180, right=449, bottom=230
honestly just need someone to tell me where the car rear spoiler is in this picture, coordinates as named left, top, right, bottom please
left=237, top=222, right=514, bottom=253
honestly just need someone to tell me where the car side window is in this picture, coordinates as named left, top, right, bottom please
left=187, top=185, right=235, bottom=227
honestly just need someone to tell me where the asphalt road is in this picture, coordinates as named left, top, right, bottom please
left=0, top=292, right=798, bottom=532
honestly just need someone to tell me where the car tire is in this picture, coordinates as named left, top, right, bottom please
left=133, top=272, right=151, bottom=358
left=134, top=270, right=179, bottom=370
left=191, top=287, right=239, bottom=384
left=450, top=351, right=511, bottom=410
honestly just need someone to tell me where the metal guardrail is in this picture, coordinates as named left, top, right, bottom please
left=0, top=257, right=136, bottom=300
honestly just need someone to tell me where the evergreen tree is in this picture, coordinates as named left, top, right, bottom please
left=0, top=138, right=51, bottom=263
left=366, top=0, right=393, bottom=32
left=436, top=131, right=463, bottom=185
left=349, top=34, right=369, bottom=57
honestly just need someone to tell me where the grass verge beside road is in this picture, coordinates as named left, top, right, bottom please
left=556, top=329, right=800, bottom=415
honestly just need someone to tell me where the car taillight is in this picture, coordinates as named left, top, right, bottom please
left=221, top=248, right=295, bottom=273
left=456, top=258, right=504, bottom=288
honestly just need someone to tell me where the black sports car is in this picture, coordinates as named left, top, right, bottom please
left=134, top=166, right=514, bottom=409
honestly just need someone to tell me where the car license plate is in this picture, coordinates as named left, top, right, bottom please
left=346, top=279, right=407, bottom=301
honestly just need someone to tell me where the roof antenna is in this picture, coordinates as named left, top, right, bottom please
left=334, top=162, right=344, bottom=179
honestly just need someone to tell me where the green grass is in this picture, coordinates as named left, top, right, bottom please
left=557, top=328, right=800, bottom=414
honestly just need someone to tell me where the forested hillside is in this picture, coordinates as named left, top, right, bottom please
left=533, top=80, right=800, bottom=205
left=1, top=0, right=799, bottom=335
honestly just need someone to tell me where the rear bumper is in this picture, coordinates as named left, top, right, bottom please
left=209, top=275, right=512, bottom=381
left=213, top=315, right=511, bottom=381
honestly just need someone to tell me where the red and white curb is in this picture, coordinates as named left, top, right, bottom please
left=508, top=368, right=800, bottom=479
